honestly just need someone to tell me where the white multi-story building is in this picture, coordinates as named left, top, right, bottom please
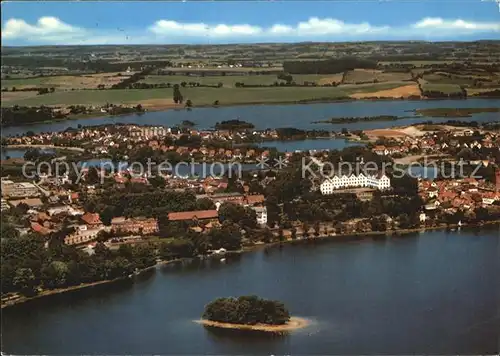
left=1, top=181, right=40, bottom=198
left=129, top=126, right=168, bottom=139
left=252, top=206, right=268, bottom=226
left=320, top=173, right=391, bottom=195
left=1, top=198, right=10, bottom=211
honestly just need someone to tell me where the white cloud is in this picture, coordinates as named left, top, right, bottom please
left=292, top=17, right=389, bottom=36
left=150, top=20, right=262, bottom=37
left=1, top=17, right=151, bottom=45
left=2, top=16, right=499, bottom=45
left=150, top=17, right=389, bottom=38
left=413, top=17, right=500, bottom=31
left=269, top=24, right=293, bottom=35
left=2, top=16, right=86, bottom=42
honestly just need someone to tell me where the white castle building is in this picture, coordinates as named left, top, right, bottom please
left=320, top=173, right=391, bottom=195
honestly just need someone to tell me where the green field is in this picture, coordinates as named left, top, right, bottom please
left=140, top=74, right=338, bottom=87
left=379, top=60, right=454, bottom=67
left=2, top=82, right=409, bottom=107
left=343, top=70, right=412, bottom=84
left=2, top=77, right=56, bottom=88
left=421, top=83, right=463, bottom=94
left=422, top=73, right=475, bottom=87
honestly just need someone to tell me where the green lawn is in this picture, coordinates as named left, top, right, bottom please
left=2, top=82, right=410, bottom=107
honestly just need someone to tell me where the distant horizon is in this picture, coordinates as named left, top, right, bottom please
left=2, top=1, right=500, bottom=46
left=2, top=39, right=500, bottom=49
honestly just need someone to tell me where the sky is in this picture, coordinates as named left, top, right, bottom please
left=1, top=1, right=500, bottom=46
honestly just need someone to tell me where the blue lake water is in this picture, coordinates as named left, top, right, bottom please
left=2, top=98, right=499, bottom=136
left=2, top=227, right=499, bottom=354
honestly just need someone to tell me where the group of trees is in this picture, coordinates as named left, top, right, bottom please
left=419, top=84, right=468, bottom=99
left=23, top=147, right=56, bottom=162
left=1, top=103, right=147, bottom=127
left=110, top=66, right=156, bottom=89
left=1, top=106, right=68, bottom=127
left=83, top=189, right=206, bottom=224
left=214, top=120, right=255, bottom=130
left=274, top=127, right=330, bottom=140
left=471, top=89, right=500, bottom=98
left=158, top=220, right=243, bottom=259
left=202, top=295, right=290, bottom=325
left=313, top=115, right=400, bottom=124
left=283, top=58, right=378, bottom=74
left=1, top=234, right=157, bottom=296
left=173, top=84, right=184, bottom=104
left=2, top=56, right=173, bottom=72
left=114, top=81, right=222, bottom=90
left=1, top=87, right=55, bottom=94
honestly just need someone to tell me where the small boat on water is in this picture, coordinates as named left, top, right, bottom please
left=220, top=258, right=226, bottom=263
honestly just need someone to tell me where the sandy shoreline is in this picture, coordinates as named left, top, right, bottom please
left=195, top=317, right=310, bottom=333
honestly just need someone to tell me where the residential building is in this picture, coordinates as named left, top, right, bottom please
left=64, top=225, right=103, bottom=245
left=168, top=210, right=219, bottom=222
left=8, top=198, right=44, bottom=208
left=1, top=198, right=10, bottom=211
left=252, top=206, right=268, bottom=226
left=81, top=212, right=103, bottom=227
left=496, top=169, right=500, bottom=192
left=1, top=181, right=40, bottom=198
left=320, top=173, right=391, bottom=195
left=129, top=126, right=168, bottom=139
left=110, top=217, right=159, bottom=235
left=47, top=205, right=73, bottom=216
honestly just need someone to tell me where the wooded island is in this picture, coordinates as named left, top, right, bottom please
left=202, top=295, right=290, bottom=325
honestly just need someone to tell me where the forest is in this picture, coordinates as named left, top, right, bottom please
left=283, top=57, right=378, bottom=74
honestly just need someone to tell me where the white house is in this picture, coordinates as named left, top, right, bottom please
left=252, top=206, right=268, bottom=226
left=320, top=173, right=391, bottom=195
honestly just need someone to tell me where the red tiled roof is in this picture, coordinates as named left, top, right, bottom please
left=168, top=210, right=218, bottom=221
left=81, top=212, right=102, bottom=225
left=245, top=194, right=265, bottom=205
left=31, top=222, right=51, bottom=235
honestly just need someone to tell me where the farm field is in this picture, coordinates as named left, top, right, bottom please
left=350, top=84, right=421, bottom=99
left=379, top=60, right=454, bottom=67
left=2, top=72, right=136, bottom=90
left=422, top=73, right=477, bottom=87
left=1, top=82, right=409, bottom=107
left=140, top=74, right=341, bottom=87
left=1, top=91, right=40, bottom=103
left=343, top=69, right=413, bottom=84
left=159, top=66, right=283, bottom=72
left=466, top=87, right=500, bottom=96
left=420, top=83, right=463, bottom=94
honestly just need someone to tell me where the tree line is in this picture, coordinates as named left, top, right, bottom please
left=1, top=234, right=157, bottom=297
left=1, top=106, right=67, bottom=127
left=283, top=58, right=378, bottom=74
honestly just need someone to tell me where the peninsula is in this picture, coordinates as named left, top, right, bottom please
left=312, top=115, right=400, bottom=124
left=414, top=107, right=500, bottom=118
